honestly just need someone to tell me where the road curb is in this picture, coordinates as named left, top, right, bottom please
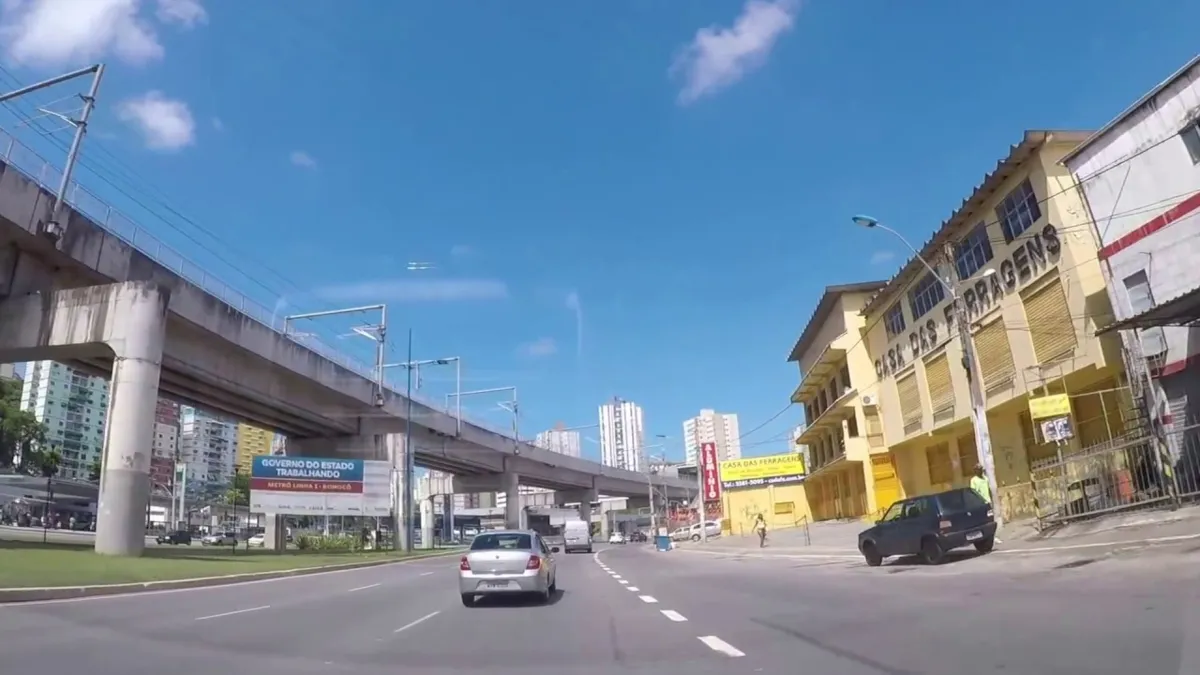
left=0, top=549, right=460, bottom=603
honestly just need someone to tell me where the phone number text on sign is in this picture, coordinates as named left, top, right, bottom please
left=721, top=473, right=806, bottom=491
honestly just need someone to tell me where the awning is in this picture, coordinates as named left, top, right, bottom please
left=1096, top=284, right=1200, bottom=335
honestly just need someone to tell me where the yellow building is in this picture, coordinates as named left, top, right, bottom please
left=788, top=281, right=897, bottom=522
left=718, top=452, right=812, bottom=535
left=860, top=130, right=1127, bottom=522
left=235, top=423, right=274, bottom=473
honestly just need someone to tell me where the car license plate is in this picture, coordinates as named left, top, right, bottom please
left=966, top=531, right=983, bottom=541
left=484, top=581, right=511, bottom=589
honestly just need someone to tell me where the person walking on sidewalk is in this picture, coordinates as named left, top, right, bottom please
left=754, top=513, right=767, bottom=548
left=970, top=464, right=1002, bottom=544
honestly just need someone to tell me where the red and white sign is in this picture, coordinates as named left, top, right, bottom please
left=699, top=441, right=722, bottom=503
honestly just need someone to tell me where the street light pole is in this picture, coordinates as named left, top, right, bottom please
left=853, top=215, right=1003, bottom=526
left=382, top=356, right=462, bottom=436
left=449, top=386, right=519, bottom=451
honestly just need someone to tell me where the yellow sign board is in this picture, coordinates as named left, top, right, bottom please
left=1028, top=394, right=1072, bottom=420
left=718, top=453, right=807, bottom=491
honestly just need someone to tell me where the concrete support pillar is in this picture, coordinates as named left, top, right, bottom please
left=502, top=471, right=521, bottom=530
left=264, top=514, right=286, bottom=551
left=96, top=285, right=170, bottom=556
left=419, top=498, right=435, bottom=549
left=443, top=494, right=454, bottom=542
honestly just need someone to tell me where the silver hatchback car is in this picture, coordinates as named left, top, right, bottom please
left=459, top=530, right=559, bottom=607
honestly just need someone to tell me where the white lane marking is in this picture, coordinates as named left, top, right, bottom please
left=638, top=595, right=658, bottom=604
left=611, top=574, right=622, bottom=579
left=627, top=586, right=640, bottom=592
left=419, top=572, right=434, bottom=576
left=619, top=580, right=629, bottom=585
left=699, top=635, right=745, bottom=657
left=661, top=609, right=688, bottom=622
left=394, top=610, right=441, bottom=634
left=195, top=605, right=270, bottom=621
left=349, top=583, right=381, bottom=592
left=0, top=551, right=463, bottom=607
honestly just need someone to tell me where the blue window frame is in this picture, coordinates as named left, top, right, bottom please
left=884, top=302, right=906, bottom=339
left=995, top=179, right=1041, bottom=242
left=907, top=272, right=946, bottom=320
left=955, top=222, right=995, bottom=279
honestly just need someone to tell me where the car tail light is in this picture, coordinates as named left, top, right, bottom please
left=526, top=554, right=542, bottom=570
left=938, top=520, right=952, bottom=530
left=459, top=556, right=471, bottom=571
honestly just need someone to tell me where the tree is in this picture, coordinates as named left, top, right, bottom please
left=0, top=378, right=46, bottom=470
left=226, top=471, right=250, bottom=505
left=88, top=457, right=102, bottom=482
left=23, top=447, right=61, bottom=479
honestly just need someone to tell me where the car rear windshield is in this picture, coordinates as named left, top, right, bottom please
left=938, top=489, right=988, bottom=513
left=470, top=533, right=532, bottom=551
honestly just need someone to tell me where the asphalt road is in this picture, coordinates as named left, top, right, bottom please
left=4, top=540, right=1199, bottom=674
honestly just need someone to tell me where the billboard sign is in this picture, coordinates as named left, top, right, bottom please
left=249, top=457, right=391, bottom=516
left=699, top=442, right=722, bottom=503
left=719, top=452, right=807, bottom=491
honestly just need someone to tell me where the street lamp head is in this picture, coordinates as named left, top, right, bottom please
left=851, top=214, right=880, bottom=229
left=980, top=268, right=997, bottom=278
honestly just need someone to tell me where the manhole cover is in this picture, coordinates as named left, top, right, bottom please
left=1055, top=558, right=1097, bottom=570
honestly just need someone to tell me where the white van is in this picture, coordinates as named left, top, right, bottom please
left=562, top=519, right=593, bottom=554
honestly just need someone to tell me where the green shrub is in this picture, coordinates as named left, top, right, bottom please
left=294, top=533, right=362, bottom=552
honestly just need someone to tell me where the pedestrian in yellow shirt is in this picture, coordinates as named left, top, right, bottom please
left=970, top=464, right=1001, bottom=544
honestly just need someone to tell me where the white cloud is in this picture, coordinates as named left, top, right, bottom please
left=315, top=278, right=509, bottom=303
left=670, top=0, right=798, bottom=105
left=0, top=0, right=206, bottom=69
left=519, top=337, right=558, bottom=358
left=116, top=91, right=195, bottom=151
left=870, top=250, right=895, bottom=265
left=290, top=151, right=318, bottom=169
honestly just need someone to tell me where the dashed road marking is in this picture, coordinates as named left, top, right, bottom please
left=698, top=635, right=745, bottom=657
left=661, top=609, right=687, bottom=622
left=619, top=580, right=629, bottom=584
left=627, top=586, right=640, bottom=592
left=195, top=605, right=270, bottom=621
left=394, top=611, right=441, bottom=634
left=349, top=583, right=381, bottom=592
left=611, top=574, right=622, bottom=579
left=638, top=595, right=658, bottom=604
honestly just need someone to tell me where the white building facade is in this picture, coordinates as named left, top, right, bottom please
left=682, top=409, right=742, bottom=466
left=179, top=407, right=239, bottom=499
left=534, top=425, right=582, bottom=458
left=598, top=398, right=646, bottom=472
left=19, top=361, right=108, bottom=480
left=1063, top=54, right=1200, bottom=426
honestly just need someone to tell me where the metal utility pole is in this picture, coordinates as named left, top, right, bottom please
left=0, top=64, right=104, bottom=241
left=403, top=328, right=415, bottom=553
left=383, top=356, right=462, bottom=436
left=852, top=215, right=1001, bottom=526
left=284, top=304, right=388, bottom=406
left=450, top=386, right=519, bottom=450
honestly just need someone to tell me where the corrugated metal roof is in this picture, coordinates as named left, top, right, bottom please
left=1095, top=283, right=1200, bottom=334
left=787, top=281, right=887, bottom=363
left=1061, top=54, right=1200, bottom=167
left=858, top=130, right=1092, bottom=318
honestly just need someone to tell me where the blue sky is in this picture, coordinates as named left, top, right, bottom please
left=0, top=0, right=1197, bottom=463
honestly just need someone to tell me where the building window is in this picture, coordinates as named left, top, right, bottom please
left=1123, top=270, right=1168, bottom=356
left=1181, top=121, right=1200, bottom=165
left=995, top=178, right=1042, bottom=242
left=908, top=272, right=946, bottom=320
left=845, top=413, right=859, bottom=437
left=840, top=364, right=852, bottom=391
left=884, top=302, right=907, bottom=339
left=955, top=222, right=994, bottom=279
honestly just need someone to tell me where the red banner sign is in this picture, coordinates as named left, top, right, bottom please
left=700, top=441, right=722, bottom=503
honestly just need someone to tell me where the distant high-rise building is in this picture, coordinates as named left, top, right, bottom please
left=683, top=409, right=741, bottom=466
left=235, top=423, right=274, bottom=473
left=179, top=407, right=238, bottom=498
left=599, top=398, right=646, bottom=472
left=534, top=423, right=582, bottom=458
left=20, top=361, right=108, bottom=480
left=152, top=399, right=181, bottom=462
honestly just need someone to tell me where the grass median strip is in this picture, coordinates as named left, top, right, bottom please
left=0, top=540, right=458, bottom=589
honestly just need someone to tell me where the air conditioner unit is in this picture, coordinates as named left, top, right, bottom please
left=861, top=394, right=877, bottom=407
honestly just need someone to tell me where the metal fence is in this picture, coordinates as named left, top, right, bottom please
left=0, top=129, right=524, bottom=442
left=1029, top=422, right=1200, bottom=528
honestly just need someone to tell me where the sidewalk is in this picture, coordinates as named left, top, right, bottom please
left=685, top=504, right=1200, bottom=557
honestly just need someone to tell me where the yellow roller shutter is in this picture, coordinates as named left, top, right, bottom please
left=974, top=319, right=1015, bottom=388
left=896, top=372, right=922, bottom=428
left=924, top=353, right=953, bottom=413
left=956, top=432, right=976, bottom=478
left=925, top=442, right=954, bottom=486
left=871, top=454, right=901, bottom=513
left=1021, top=274, right=1077, bottom=364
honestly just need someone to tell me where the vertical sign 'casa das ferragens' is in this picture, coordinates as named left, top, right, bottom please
left=875, top=223, right=1061, bottom=379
